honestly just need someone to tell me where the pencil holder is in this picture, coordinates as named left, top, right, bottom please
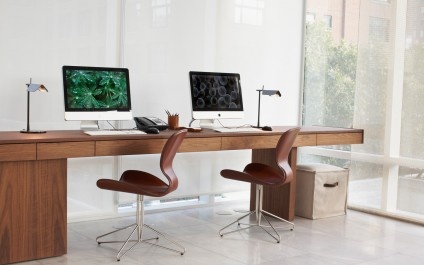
left=168, top=115, right=179, bottom=130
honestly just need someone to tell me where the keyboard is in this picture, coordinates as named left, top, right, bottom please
left=84, top=130, right=146, bottom=136
left=214, top=127, right=263, bottom=133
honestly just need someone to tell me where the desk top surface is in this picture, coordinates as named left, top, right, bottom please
left=0, top=126, right=363, bottom=145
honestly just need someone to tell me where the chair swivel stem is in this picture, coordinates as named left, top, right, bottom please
left=256, top=184, right=263, bottom=225
left=137, top=195, right=145, bottom=241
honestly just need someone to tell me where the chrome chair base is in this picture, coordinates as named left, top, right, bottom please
left=96, top=195, right=185, bottom=261
left=219, top=184, right=294, bottom=243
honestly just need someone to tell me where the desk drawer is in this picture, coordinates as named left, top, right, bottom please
left=96, top=139, right=166, bottom=156
left=95, top=137, right=221, bottom=156
left=294, top=134, right=317, bottom=147
left=0, top=144, right=36, bottom=161
left=37, top=142, right=95, bottom=160
left=179, top=137, right=221, bottom=152
left=317, top=132, right=363, bottom=146
left=221, top=135, right=281, bottom=150
left=221, top=134, right=318, bottom=150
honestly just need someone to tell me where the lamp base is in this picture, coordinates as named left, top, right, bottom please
left=20, top=129, right=47, bottom=134
left=252, top=125, right=273, bottom=131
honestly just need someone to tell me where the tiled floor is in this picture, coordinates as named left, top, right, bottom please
left=17, top=201, right=424, bottom=265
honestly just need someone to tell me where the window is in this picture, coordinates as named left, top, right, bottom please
left=369, top=17, right=390, bottom=42
left=234, top=0, right=265, bottom=26
left=151, top=0, right=171, bottom=28
left=303, top=0, right=424, bottom=224
left=306, top=12, right=316, bottom=23
left=323, top=15, right=332, bottom=28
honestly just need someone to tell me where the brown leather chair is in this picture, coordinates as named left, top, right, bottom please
left=96, top=129, right=187, bottom=261
left=219, top=127, right=300, bottom=243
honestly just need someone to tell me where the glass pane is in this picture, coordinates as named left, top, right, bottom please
left=348, top=161, right=384, bottom=209
left=303, top=0, right=393, bottom=155
left=400, top=1, right=424, bottom=159
left=299, top=153, right=350, bottom=169
left=397, top=166, right=424, bottom=216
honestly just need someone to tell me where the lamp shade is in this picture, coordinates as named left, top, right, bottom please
left=261, top=89, right=281, bottom=97
left=27, top=84, right=48, bottom=92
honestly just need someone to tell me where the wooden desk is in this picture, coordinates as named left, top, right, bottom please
left=0, top=126, right=363, bottom=264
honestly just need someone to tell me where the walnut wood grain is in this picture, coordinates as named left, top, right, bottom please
left=250, top=148, right=298, bottom=221
left=37, top=142, right=95, bottom=160
left=293, top=134, right=317, bottom=147
left=221, top=135, right=281, bottom=150
left=95, top=137, right=222, bottom=156
left=0, top=159, right=66, bottom=264
left=316, top=132, right=363, bottom=145
left=0, top=144, right=36, bottom=162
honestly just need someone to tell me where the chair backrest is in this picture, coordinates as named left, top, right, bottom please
left=160, top=129, right=187, bottom=193
left=275, top=127, right=301, bottom=183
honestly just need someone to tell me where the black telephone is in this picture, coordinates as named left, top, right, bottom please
left=134, top=117, right=168, bottom=131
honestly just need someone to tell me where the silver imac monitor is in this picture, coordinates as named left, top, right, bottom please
left=189, top=71, right=244, bottom=128
left=62, top=65, right=133, bottom=130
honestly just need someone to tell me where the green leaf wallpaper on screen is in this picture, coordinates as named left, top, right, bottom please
left=65, top=70, right=128, bottom=109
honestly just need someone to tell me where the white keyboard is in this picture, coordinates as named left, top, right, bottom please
left=214, top=127, right=263, bottom=133
left=84, top=130, right=146, bottom=136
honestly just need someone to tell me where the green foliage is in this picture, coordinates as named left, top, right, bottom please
left=303, top=22, right=357, bottom=129
left=66, top=70, right=128, bottom=109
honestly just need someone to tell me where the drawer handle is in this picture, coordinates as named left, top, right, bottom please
left=324, top=182, right=338, bottom=188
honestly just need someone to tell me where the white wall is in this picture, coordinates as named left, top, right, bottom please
left=0, top=0, right=304, bottom=220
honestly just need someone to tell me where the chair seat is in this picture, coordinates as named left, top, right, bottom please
left=95, top=130, right=187, bottom=261
left=97, top=170, right=170, bottom=197
left=221, top=163, right=289, bottom=186
left=218, top=127, right=300, bottom=243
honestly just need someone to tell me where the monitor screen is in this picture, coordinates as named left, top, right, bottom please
left=62, top=65, right=133, bottom=128
left=189, top=71, right=244, bottom=127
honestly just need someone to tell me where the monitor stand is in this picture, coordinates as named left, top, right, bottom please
left=80, top=120, right=99, bottom=130
left=198, top=119, right=216, bottom=129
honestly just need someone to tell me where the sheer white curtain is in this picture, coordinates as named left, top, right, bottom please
left=0, top=0, right=304, bottom=221
left=119, top=0, right=303, bottom=205
left=0, top=0, right=122, bottom=221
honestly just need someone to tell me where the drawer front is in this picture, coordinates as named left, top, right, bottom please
left=96, top=139, right=166, bottom=156
left=0, top=144, right=36, bottom=161
left=95, top=137, right=222, bottom=156
left=294, top=134, right=317, bottom=147
left=317, top=132, right=363, bottom=146
left=221, top=135, right=281, bottom=150
left=37, top=142, right=95, bottom=160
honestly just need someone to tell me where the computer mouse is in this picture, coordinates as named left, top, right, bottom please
left=262, top=126, right=272, bottom=131
left=144, top=127, right=160, bottom=134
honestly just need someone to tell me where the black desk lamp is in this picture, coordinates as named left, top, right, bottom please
left=21, top=78, right=48, bottom=134
left=254, top=86, right=281, bottom=130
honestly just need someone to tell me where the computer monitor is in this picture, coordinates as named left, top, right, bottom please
left=189, top=71, right=244, bottom=128
left=62, top=65, right=133, bottom=130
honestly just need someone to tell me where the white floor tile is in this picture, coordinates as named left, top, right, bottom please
left=14, top=202, right=424, bottom=265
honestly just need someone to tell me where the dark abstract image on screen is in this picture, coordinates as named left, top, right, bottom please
left=191, top=74, right=242, bottom=111
left=65, top=70, right=129, bottom=110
